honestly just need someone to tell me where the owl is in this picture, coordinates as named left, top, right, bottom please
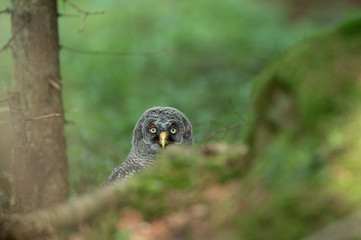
left=103, top=107, right=193, bottom=185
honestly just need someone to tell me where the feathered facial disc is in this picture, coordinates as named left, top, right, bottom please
left=132, top=107, right=193, bottom=152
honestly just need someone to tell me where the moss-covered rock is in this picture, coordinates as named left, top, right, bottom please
left=249, top=17, right=361, bottom=150
left=242, top=16, right=361, bottom=240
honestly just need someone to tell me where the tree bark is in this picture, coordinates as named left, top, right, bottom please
left=8, top=92, right=32, bottom=213
left=10, top=0, right=69, bottom=212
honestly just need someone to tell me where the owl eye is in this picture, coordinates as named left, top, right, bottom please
left=148, top=125, right=157, bottom=134
left=170, top=126, right=178, bottom=134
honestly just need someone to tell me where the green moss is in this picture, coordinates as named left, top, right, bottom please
left=121, top=145, right=248, bottom=219
left=238, top=187, right=347, bottom=240
left=250, top=16, right=361, bottom=146
left=240, top=16, right=361, bottom=240
left=337, top=16, right=361, bottom=36
left=326, top=109, right=361, bottom=205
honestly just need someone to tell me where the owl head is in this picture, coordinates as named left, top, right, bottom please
left=132, top=107, right=193, bottom=154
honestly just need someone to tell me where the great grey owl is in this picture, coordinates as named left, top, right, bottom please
left=103, top=107, right=193, bottom=185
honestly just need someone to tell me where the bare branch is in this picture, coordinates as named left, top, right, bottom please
left=63, top=0, right=104, bottom=32
left=58, top=13, right=80, bottom=18
left=228, top=98, right=247, bottom=123
left=61, top=45, right=172, bottom=56
left=202, top=122, right=247, bottom=142
left=48, top=78, right=62, bottom=91
left=0, top=22, right=26, bottom=52
left=0, top=8, right=11, bottom=14
left=64, top=119, right=75, bottom=125
left=27, top=113, right=61, bottom=121
left=64, top=0, right=104, bottom=15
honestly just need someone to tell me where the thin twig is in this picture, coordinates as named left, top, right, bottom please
left=61, top=45, right=172, bottom=56
left=64, top=0, right=104, bottom=15
left=48, top=78, right=62, bottom=91
left=196, top=102, right=248, bottom=142
left=0, top=8, right=11, bottom=15
left=0, top=22, right=27, bottom=52
left=58, top=13, right=81, bottom=18
left=27, top=113, right=61, bottom=121
left=202, top=122, right=247, bottom=142
left=63, top=0, right=104, bottom=32
left=228, top=99, right=247, bottom=123
left=64, top=119, right=75, bottom=125
left=79, top=14, right=89, bottom=32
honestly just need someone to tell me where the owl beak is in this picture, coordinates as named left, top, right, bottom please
left=159, top=131, right=169, bottom=149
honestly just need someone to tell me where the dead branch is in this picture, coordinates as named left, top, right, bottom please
left=196, top=101, right=249, bottom=142
left=195, top=119, right=248, bottom=142
left=0, top=22, right=26, bottom=52
left=0, top=182, right=126, bottom=239
left=27, top=113, right=61, bottom=121
left=202, top=122, right=247, bottom=142
left=228, top=98, right=247, bottom=123
left=63, top=0, right=104, bottom=32
left=48, top=78, right=62, bottom=91
left=0, top=8, right=11, bottom=14
left=58, top=13, right=80, bottom=18
left=63, top=0, right=104, bottom=16
left=64, top=119, right=75, bottom=125
left=61, top=45, right=171, bottom=56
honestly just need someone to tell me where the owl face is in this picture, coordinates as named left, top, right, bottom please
left=132, top=107, right=193, bottom=153
left=143, top=118, right=185, bottom=150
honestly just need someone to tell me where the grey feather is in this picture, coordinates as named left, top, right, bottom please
left=102, top=107, right=193, bottom=186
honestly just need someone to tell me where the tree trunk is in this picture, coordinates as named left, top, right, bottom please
left=10, top=0, right=69, bottom=213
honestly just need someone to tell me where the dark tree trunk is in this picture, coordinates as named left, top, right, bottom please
left=10, top=0, right=69, bottom=213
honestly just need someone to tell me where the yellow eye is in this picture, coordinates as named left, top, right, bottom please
left=170, top=126, right=178, bottom=134
left=148, top=125, right=157, bottom=134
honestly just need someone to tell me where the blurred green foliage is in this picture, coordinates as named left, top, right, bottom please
left=57, top=0, right=318, bottom=193
left=0, top=0, right=356, bottom=193
left=82, top=16, right=361, bottom=240
left=1, top=1, right=361, bottom=239
left=242, top=17, right=361, bottom=240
